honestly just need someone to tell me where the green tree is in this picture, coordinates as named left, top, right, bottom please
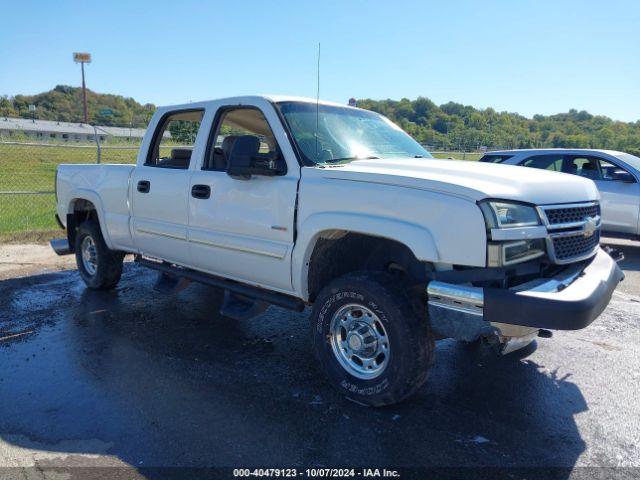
left=358, top=96, right=640, bottom=152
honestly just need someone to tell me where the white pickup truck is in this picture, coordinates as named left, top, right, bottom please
left=52, top=95, right=624, bottom=406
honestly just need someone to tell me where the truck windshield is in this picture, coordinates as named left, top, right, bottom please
left=277, top=101, right=432, bottom=165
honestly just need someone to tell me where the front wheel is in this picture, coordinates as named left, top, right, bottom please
left=75, top=221, right=124, bottom=290
left=311, top=271, right=434, bottom=406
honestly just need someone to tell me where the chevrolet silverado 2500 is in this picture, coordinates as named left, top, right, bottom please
left=51, top=95, right=624, bottom=406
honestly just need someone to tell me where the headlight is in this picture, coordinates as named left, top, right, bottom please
left=487, top=239, right=546, bottom=267
left=479, top=200, right=546, bottom=266
left=479, top=201, right=541, bottom=229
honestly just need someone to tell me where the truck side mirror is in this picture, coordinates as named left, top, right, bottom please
left=227, top=135, right=286, bottom=179
left=611, top=169, right=635, bottom=183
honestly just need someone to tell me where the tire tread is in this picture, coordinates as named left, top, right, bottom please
left=311, top=270, right=434, bottom=406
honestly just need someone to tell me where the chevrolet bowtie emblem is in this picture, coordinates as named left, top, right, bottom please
left=583, top=217, right=597, bottom=237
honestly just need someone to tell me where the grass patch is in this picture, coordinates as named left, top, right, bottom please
left=0, top=194, right=58, bottom=234
left=0, top=143, right=139, bottom=190
left=0, top=143, right=141, bottom=234
left=432, top=152, right=482, bottom=161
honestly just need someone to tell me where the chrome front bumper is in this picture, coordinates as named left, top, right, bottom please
left=427, top=248, right=624, bottom=341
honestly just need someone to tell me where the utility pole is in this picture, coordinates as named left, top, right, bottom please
left=73, top=52, right=92, bottom=124
left=80, top=62, right=88, bottom=123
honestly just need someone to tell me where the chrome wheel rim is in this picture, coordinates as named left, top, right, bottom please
left=329, top=304, right=390, bottom=380
left=80, top=236, right=98, bottom=276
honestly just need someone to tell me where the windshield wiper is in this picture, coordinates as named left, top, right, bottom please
left=323, top=155, right=381, bottom=164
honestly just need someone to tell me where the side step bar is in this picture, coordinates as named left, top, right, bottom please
left=136, top=256, right=306, bottom=312
left=50, top=238, right=72, bottom=256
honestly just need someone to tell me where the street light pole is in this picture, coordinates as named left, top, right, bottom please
left=73, top=52, right=92, bottom=124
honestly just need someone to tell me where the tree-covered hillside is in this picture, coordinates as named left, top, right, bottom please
left=357, top=97, right=640, bottom=156
left=0, top=85, right=155, bottom=128
left=2, top=87, right=639, bottom=155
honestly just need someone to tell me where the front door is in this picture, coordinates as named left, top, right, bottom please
left=187, top=104, right=298, bottom=292
left=131, top=109, right=205, bottom=265
left=564, top=155, right=640, bottom=234
left=593, top=158, right=640, bottom=234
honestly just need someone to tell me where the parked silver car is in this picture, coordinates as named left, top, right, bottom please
left=479, top=149, right=640, bottom=238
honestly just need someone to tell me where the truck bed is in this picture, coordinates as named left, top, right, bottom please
left=56, top=163, right=136, bottom=251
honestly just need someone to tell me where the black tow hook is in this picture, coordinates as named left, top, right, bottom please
left=602, top=246, right=624, bottom=263
left=538, top=329, right=553, bottom=338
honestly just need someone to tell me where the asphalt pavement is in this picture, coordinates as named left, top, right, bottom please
left=0, top=241, right=639, bottom=479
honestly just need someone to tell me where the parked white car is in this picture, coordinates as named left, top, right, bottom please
left=51, top=96, right=623, bottom=406
left=479, top=149, right=640, bottom=238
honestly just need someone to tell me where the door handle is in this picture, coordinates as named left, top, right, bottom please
left=191, top=184, right=211, bottom=199
left=137, top=180, right=150, bottom=193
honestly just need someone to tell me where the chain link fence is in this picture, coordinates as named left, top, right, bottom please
left=0, top=138, right=140, bottom=237
left=0, top=129, right=497, bottom=238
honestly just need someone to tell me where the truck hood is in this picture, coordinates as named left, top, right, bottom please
left=320, top=158, right=599, bottom=205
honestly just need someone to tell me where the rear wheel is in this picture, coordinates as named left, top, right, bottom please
left=75, top=221, right=124, bottom=290
left=311, top=271, right=434, bottom=406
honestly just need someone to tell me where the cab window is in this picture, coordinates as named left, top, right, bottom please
left=146, top=109, right=204, bottom=169
left=566, top=156, right=602, bottom=180
left=598, top=159, right=633, bottom=181
left=205, top=107, right=280, bottom=171
left=521, top=155, right=563, bottom=171
left=478, top=154, right=512, bottom=163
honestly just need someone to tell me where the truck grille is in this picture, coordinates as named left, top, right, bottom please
left=544, top=204, right=600, bottom=225
left=540, top=202, right=601, bottom=264
left=551, top=231, right=600, bottom=262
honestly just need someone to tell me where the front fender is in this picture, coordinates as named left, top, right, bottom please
left=292, top=212, right=439, bottom=299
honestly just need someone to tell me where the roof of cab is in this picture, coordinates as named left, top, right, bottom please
left=485, top=148, right=626, bottom=156
left=155, top=95, right=353, bottom=113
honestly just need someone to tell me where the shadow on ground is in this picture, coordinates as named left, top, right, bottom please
left=0, top=264, right=589, bottom=477
left=602, top=238, right=640, bottom=273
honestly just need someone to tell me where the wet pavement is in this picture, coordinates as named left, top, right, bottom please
left=0, top=242, right=639, bottom=478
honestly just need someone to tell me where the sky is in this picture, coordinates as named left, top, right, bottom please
left=1, top=0, right=639, bottom=121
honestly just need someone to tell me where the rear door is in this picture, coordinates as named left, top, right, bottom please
left=131, top=109, right=205, bottom=265
left=187, top=101, right=299, bottom=292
